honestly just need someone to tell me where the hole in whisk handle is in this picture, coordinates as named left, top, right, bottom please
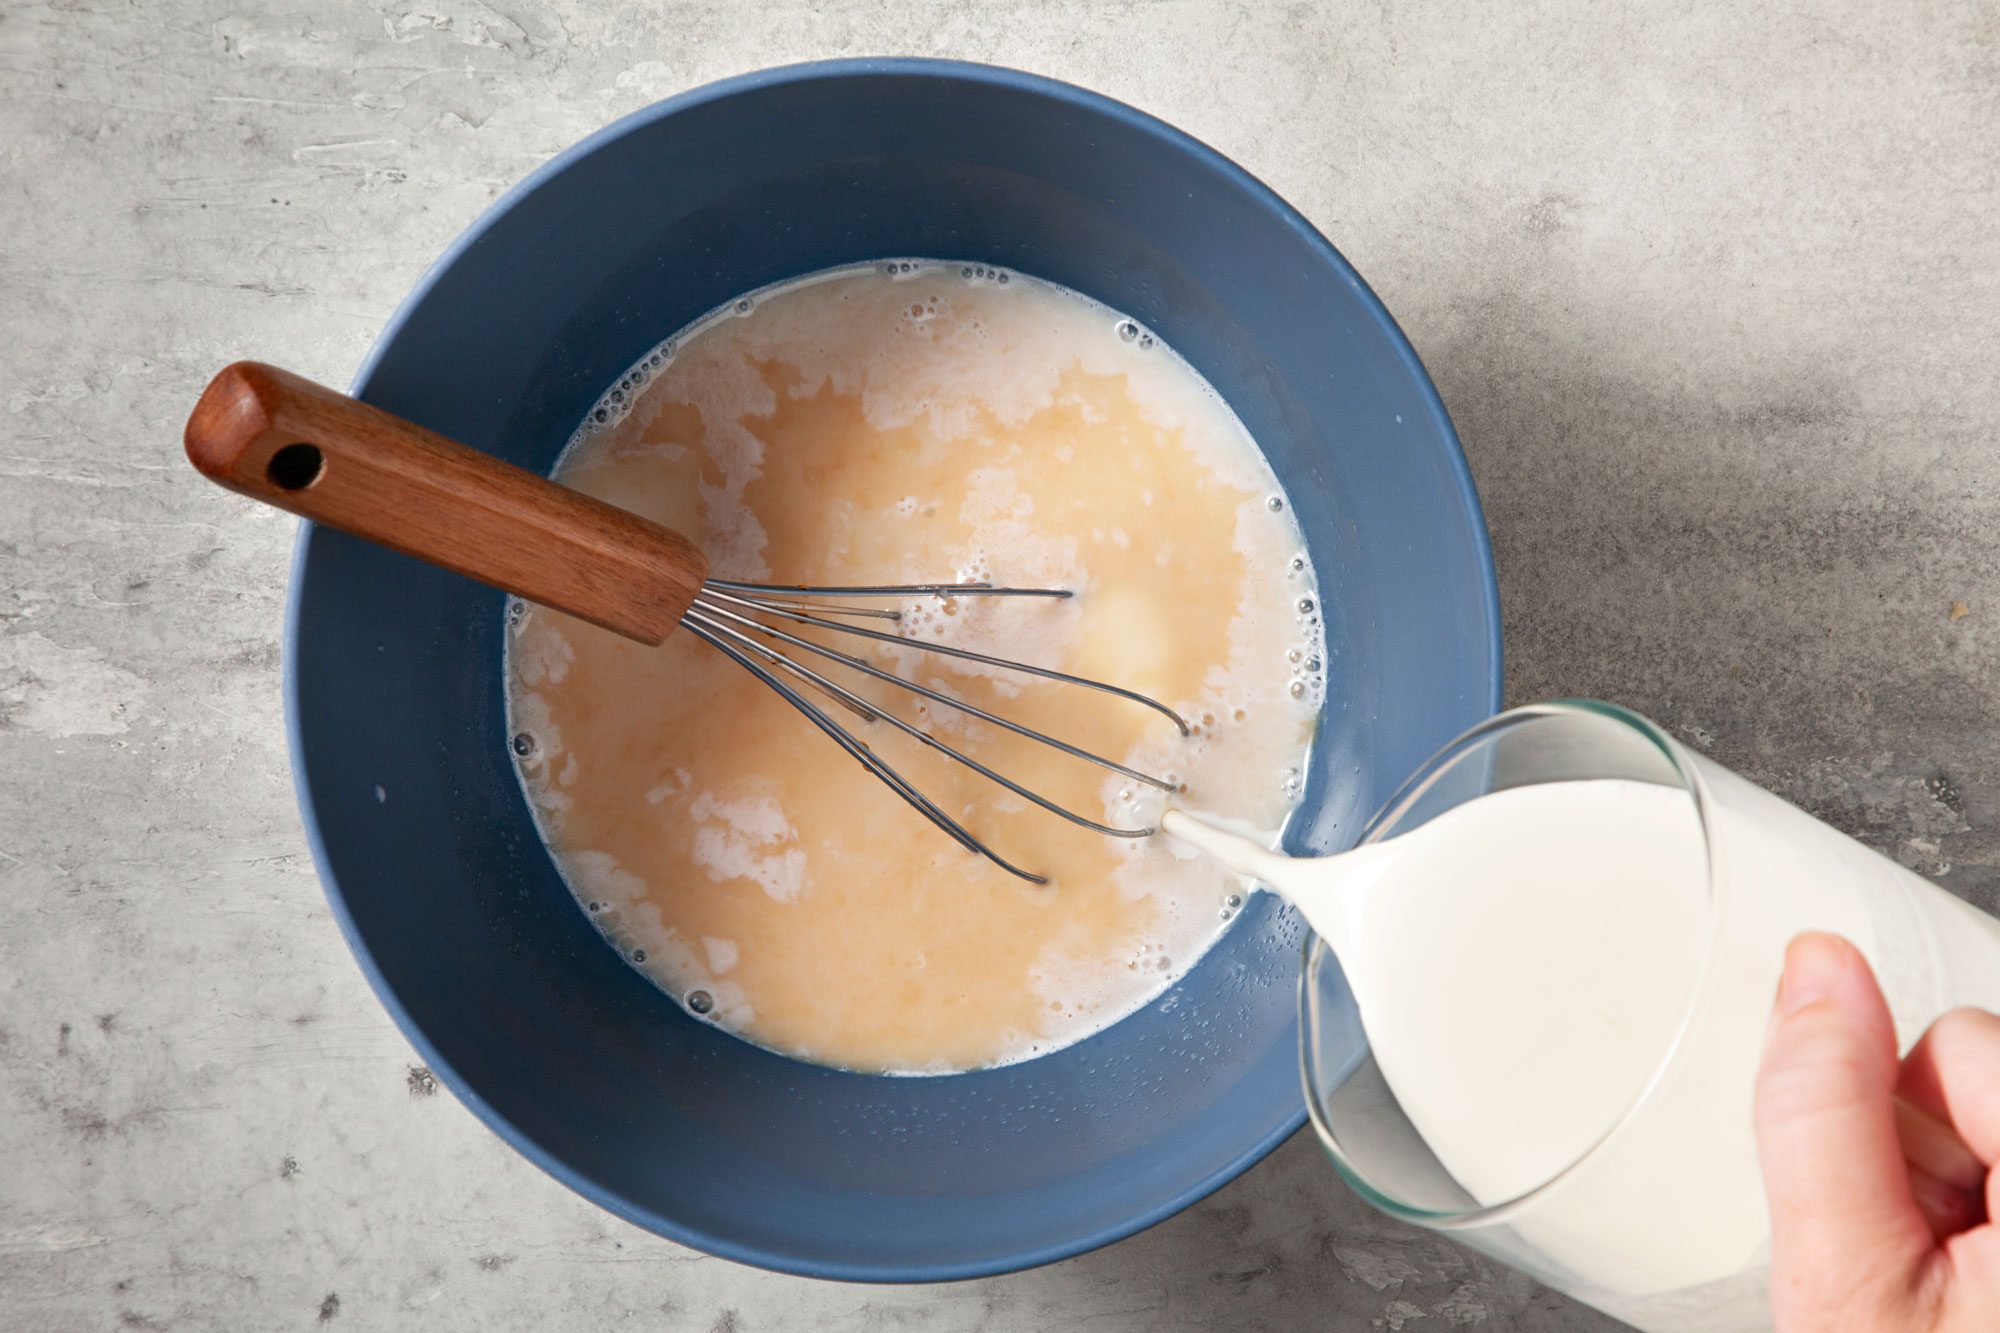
left=266, top=442, right=324, bottom=491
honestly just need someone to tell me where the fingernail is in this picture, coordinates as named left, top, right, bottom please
left=1778, top=932, right=1853, bottom=1015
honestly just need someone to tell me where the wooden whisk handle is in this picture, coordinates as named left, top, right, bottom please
left=184, top=362, right=708, bottom=645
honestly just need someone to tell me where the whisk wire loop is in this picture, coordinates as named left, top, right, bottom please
left=685, top=581, right=1187, bottom=881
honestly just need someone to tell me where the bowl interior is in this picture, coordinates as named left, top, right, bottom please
left=290, top=60, right=1499, bottom=1279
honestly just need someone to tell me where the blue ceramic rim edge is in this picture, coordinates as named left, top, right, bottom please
left=282, top=55, right=1505, bottom=1282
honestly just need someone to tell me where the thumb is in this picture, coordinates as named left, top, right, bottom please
left=1755, top=932, right=1932, bottom=1306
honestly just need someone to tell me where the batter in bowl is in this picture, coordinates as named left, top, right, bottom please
left=506, top=261, right=1325, bottom=1073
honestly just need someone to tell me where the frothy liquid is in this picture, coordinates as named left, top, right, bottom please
left=507, top=262, right=1323, bottom=1073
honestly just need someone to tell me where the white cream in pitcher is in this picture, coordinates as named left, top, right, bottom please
left=1165, top=770, right=2000, bottom=1324
left=506, top=261, right=1325, bottom=1074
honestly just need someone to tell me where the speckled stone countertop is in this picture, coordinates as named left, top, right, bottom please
left=3, top=3, right=1995, bottom=1329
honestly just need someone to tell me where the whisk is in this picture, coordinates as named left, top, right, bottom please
left=184, top=362, right=1189, bottom=882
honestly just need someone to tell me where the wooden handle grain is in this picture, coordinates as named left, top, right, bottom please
left=184, top=362, right=707, bottom=645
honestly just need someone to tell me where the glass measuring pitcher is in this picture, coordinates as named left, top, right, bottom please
left=1299, top=701, right=2000, bottom=1332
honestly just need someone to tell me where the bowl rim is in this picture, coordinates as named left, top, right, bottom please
left=283, top=56, right=1504, bottom=1282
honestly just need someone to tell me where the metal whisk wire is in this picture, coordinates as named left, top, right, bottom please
left=682, top=580, right=1190, bottom=884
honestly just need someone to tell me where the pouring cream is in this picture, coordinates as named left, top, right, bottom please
left=1168, top=751, right=2000, bottom=1333
left=1165, top=781, right=1708, bottom=1214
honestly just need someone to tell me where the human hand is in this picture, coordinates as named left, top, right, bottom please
left=1755, top=931, right=2000, bottom=1330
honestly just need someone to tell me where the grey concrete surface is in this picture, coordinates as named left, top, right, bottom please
left=2, top=1, right=1995, bottom=1329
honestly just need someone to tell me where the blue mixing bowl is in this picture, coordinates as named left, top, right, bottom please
left=287, top=59, right=1499, bottom=1279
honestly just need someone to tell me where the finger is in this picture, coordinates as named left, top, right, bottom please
left=1898, top=1008, right=2000, bottom=1166
left=1897, top=1097, right=1988, bottom=1190
left=1942, top=1224, right=2000, bottom=1313
left=1897, top=1099, right=1988, bottom=1240
left=1896, top=1088, right=1976, bottom=1184
left=1756, top=934, right=1934, bottom=1291
left=1898, top=1009, right=2000, bottom=1230
left=1908, top=1162, right=1985, bottom=1241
